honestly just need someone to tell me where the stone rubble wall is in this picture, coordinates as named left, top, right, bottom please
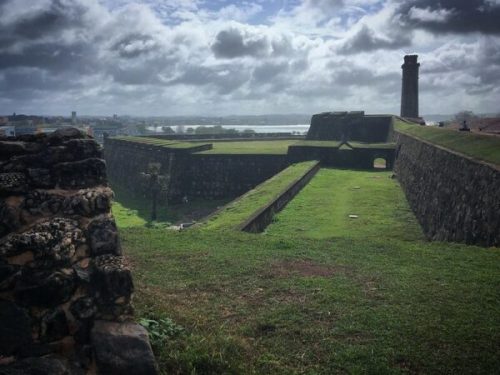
left=394, top=132, right=500, bottom=247
left=0, top=129, right=156, bottom=374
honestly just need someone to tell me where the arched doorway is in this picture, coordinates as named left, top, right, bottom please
left=373, top=157, right=387, bottom=169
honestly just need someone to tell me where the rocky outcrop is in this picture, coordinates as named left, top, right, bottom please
left=0, top=129, right=156, bottom=374
left=394, top=132, right=500, bottom=247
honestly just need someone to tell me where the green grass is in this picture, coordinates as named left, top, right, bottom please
left=113, top=168, right=500, bottom=374
left=195, top=140, right=299, bottom=155
left=111, top=136, right=208, bottom=149
left=266, top=169, right=423, bottom=241
left=395, top=119, right=500, bottom=165
left=123, top=227, right=500, bottom=374
left=203, top=161, right=318, bottom=230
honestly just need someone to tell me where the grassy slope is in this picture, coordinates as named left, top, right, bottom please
left=395, top=119, right=500, bottom=165
left=114, top=169, right=500, bottom=375
left=266, top=169, right=423, bottom=241
left=203, top=161, right=318, bottom=230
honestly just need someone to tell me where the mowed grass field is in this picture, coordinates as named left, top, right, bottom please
left=113, top=170, right=500, bottom=375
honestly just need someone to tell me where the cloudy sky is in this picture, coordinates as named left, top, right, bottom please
left=1, top=0, right=499, bottom=116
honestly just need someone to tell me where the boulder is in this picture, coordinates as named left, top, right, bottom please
left=91, top=321, right=158, bottom=375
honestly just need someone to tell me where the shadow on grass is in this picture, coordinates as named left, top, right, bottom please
left=110, top=181, right=231, bottom=228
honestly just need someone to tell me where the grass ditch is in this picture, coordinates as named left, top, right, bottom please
left=202, top=161, right=319, bottom=231
left=266, top=169, right=423, bottom=241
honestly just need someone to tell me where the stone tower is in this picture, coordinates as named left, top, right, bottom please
left=400, top=55, right=420, bottom=119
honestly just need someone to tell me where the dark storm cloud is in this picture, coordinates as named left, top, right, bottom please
left=0, top=42, right=96, bottom=73
left=211, top=28, right=269, bottom=58
left=0, top=0, right=90, bottom=48
left=12, top=0, right=85, bottom=40
left=170, top=65, right=250, bottom=94
left=339, top=25, right=411, bottom=54
left=397, top=0, right=500, bottom=34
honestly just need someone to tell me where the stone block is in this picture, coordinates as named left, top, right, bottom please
left=0, top=355, right=80, bottom=375
left=91, top=321, right=158, bottom=375
left=0, top=172, right=27, bottom=194
left=91, top=255, right=133, bottom=316
left=40, top=308, right=69, bottom=343
left=87, top=217, right=121, bottom=256
left=0, top=299, right=32, bottom=357
left=53, top=158, right=107, bottom=189
left=15, top=269, right=76, bottom=308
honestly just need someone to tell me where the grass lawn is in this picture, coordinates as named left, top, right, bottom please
left=394, top=120, right=500, bottom=166
left=266, top=169, right=423, bottom=241
left=112, top=136, right=208, bottom=150
left=195, top=140, right=299, bottom=155
left=114, top=169, right=500, bottom=374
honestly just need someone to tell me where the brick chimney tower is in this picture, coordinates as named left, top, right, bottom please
left=400, top=55, right=420, bottom=119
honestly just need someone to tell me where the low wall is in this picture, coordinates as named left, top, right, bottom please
left=0, top=129, right=156, bottom=374
left=239, top=161, right=321, bottom=232
left=104, top=138, right=288, bottom=202
left=288, top=145, right=395, bottom=169
left=147, top=133, right=304, bottom=140
left=394, top=132, right=500, bottom=247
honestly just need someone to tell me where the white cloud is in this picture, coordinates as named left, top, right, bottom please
left=408, top=6, right=454, bottom=22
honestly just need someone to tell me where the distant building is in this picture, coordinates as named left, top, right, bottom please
left=72, top=111, right=77, bottom=125
left=0, top=125, right=15, bottom=137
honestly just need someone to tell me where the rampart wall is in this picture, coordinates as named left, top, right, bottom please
left=287, top=146, right=395, bottom=169
left=0, top=129, right=156, bottom=374
left=394, top=132, right=500, bottom=247
left=104, top=138, right=288, bottom=202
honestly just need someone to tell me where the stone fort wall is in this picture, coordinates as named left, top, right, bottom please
left=394, top=132, right=500, bottom=247
left=104, top=137, right=288, bottom=202
left=0, top=129, right=156, bottom=374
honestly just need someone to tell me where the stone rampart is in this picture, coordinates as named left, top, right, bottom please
left=394, top=132, right=500, bottom=247
left=104, top=138, right=288, bottom=202
left=0, top=129, right=156, bottom=374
